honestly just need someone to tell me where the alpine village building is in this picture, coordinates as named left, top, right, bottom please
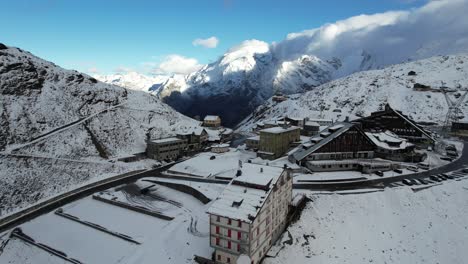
left=257, top=126, right=301, bottom=160
left=354, top=104, right=435, bottom=145
left=146, top=137, right=187, bottom=161
left=207, top=163, right=293, bottom=264
left=204, top=115, right=222, bottom=128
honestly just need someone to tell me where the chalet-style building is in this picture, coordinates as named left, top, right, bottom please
left=146, top=137, right=187, bottom=161
left=289, top=123, right=375, bottom=165
left=354, top=104, right=435, bottom=145
left=258, top=126, right=301, bottom=160
left=207, top=163, right=293, bottom=264
left=284, top=116, right=305, bottom=128
left=176, top=127, right=208, bottom=152
left=204, top=115, right=222, bottom=128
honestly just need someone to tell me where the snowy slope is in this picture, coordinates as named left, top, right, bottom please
left=93, top=71, right=169, bottom=93
left=266, top=179, right=468, bottom=264
left=0, top=43, right=201, bottom=216
left=237, top=53, right=468, bottom=132
left=158, top=0, right=468, bottom=126
left=0, top=44, right=200, bottom=158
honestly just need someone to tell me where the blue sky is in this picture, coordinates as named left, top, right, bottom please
left=0, top=0, right=427, bottom=75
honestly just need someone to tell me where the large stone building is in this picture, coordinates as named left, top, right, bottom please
left=258, top=126, right=301, bottom=160
left=354, top=104, right=435, bottom=145
left=204, top=115, right=222, bottom=128
left=207, top=163, right=293, bottom=264
left=146, top=137, right=187, bottom=161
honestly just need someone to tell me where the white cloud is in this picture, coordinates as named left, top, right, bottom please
left=272, top=0, right=468, bottom=72
left=153, top=54, right=203, bottom=75
left=192, top=36, right=219, bottom=48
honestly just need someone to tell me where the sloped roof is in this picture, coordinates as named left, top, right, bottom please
left=206, top=163, right=284, bottom=223
left=290, top=122, right=374, bottom=162
left=353, top=104, right=435, bottom=142
left=204, top=115, right=220, bottom=121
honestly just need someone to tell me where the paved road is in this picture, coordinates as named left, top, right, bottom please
left=294, top=139, right=468, bottom=190
left=0, top=163, right=172, bottom=233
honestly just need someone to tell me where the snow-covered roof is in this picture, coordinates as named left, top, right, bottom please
left=207, top=163, right=285, bottom=222
left=260, top=126, right=300, bottom=134
left=365, top=131, right=414, bottom=150
left=309, top=118, right=332, bottom=123
left=151, top=137, right=183, bottom=144
left=247, top=135, right=260, bottom=141
left=204, top=115, right=220, bottom=121
left=264, top=120, right=289, bottom=126
left=212, top=143, right=230, bottom=148
left=305, top=121, right=320, bottom=127
left=177, top=127, right=207, bottom=136
left=291, top=123, right=369, bottom=161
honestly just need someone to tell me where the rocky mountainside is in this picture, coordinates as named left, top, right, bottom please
left=157, top=0, right=468, bottom=127
left=0, top=43, right=200, bottom=215
left=237, top=53, right=468, bottom=132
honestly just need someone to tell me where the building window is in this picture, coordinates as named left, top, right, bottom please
left=238, top=221, right=242, bottom=228
left=216, top=237, right=220, bottom=246
left=228, top=241, right=231, bottom=249
left=238, top=231, right=241, bottom=240
left=227, top=257, right=231, bottom=263
left=218, top=255, right=221, bottom=261
left=237, top=243, right=241, bottom=252
left=216, top=226, right=220, bottom=234
left=216, top=216, right=220, bottom=222
left=257, top=227, right=259, bottom=235
left=228, top=229, right=231, bottom=238
left=228, top=219, right=232, bottom=225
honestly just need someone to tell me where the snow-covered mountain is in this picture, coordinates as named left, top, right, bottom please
left=0, top=43, right=201, bottom=215
left=158, top=0, right=468, bottom=127
left=94, top=71, right=169, bottom=93
left=237, top=53, right=468, bottom=132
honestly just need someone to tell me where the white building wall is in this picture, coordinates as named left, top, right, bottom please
left=209, top=170, right=293, bottom=264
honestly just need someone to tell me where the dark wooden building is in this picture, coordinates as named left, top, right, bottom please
left=354, top=104, right=435, bottom=144
left=289, top=123, right=376, bottom=165
left=451, top=121, right=468, bottom=135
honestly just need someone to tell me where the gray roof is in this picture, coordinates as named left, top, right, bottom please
left=290, top=122, right=356, bottom=162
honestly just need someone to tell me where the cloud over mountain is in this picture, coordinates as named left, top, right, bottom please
left=192, top=36, right=219, bottom=48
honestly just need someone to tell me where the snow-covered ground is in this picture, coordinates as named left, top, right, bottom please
left=167, top=148, right=256, bottom=179
left=0, top=181, right=224, bottom=264
left=266, top=178, right=468, bottom=264
left=0, top=44, right=203, bottom=217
